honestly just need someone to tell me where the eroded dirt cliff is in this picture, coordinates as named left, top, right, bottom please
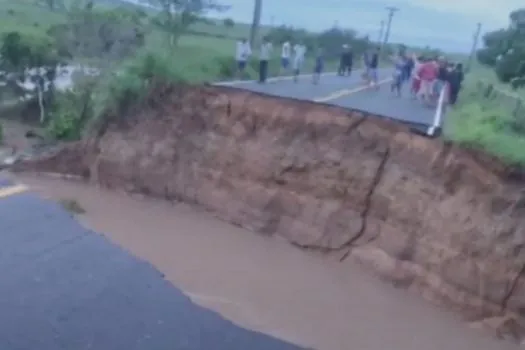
left=15, top=83, right=525, bottom=341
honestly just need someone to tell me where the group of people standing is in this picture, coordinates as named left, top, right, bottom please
left=389, top=51, right=464, bottom=105
left=235, top=38, right=465, bottom=106
left=235, top=37, right=321, bottom=84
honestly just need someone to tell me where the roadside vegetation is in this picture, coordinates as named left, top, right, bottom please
left=444, top=8, right=525, bottom=166
left=0, top=0, right=401, bottom=143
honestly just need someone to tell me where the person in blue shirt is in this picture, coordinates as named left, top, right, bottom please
left=391, top=54, right=405, bottom=96
left=312, top=47, right=324, bottom=84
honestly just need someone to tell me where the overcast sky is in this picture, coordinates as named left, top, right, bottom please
left=218, top=0, right=522, bottom=52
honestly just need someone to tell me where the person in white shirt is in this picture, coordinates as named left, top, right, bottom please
left=292, top=43, right=306, bottom=82
left=279, top=40, right=291, bottom=76
left=258, top=36, right=272, bottom=83
left=410, top=53, right=422, bottom=98
left=235, top=38, right=251, bottom=79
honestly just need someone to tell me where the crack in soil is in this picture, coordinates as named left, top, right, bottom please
left=339, top=146, right=390, bottom=261
left=344, top=115, right=367, bottom=135
left=289, top=145, right=390, bottom=260
left=501, top=261, right=525, bottom=311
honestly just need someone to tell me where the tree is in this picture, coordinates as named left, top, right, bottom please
left=44, top=4, right=148, bottom=139
left=477, top=8, right=525, bottom=88
left=48, top=6, right=147, bottom=62
left=316, top=27, right=369, bottom=58
left=266, top=26, right=370, bottom=59
left=266, top=26, right=313, bottom=50
left=223, top=18, right=234, bottom=28
left=0, top=31, right=64, bottom=123
left=148, top=0, right=229, bottom=47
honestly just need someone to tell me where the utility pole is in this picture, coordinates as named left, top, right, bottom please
left=378, top=20, right=385, bottom=46
left=466, top=22, right=482, bottom=72
left=382, top=6, right=399, bottom=48
left=249, top=0, right=262, bottom=48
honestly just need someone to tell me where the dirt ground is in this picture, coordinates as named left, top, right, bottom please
left=0, top=118, right=42, bottom=150
left=17, top=174, right=521, bottom=350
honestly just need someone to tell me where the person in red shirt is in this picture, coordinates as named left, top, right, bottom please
left=417, top=57, right=437, bottom=105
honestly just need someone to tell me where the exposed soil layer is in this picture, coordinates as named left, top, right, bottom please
left=15, top=83, right=525, bottom=341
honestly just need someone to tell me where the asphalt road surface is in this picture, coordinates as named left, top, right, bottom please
left=0, top=178, right=309, bottom=350
left=217, top=68, right=443, bottom=136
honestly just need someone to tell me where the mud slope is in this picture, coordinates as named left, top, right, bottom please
left=16, top=84, right=525, bottom=340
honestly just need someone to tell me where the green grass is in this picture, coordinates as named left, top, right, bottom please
left=444, top=72, right=525, bottom=166
left=441, top=56, right=525, bottom=166
left=467, top=61, right=525, bottom=97
left=0, top=0, right=363, bottom=84
left=0, top=0, right=295, bottom=80
left=191, top=18, right=272, bottom=40
left=177, top=34, right=235, bottom=55
left=0, top=0, right=65, bottom=34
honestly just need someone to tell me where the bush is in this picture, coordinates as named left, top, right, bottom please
left=223, top=18, right=234, bottom=28
left=46, top=90, right=89, bottom=140
left=61, top=46, right=240, bottom=133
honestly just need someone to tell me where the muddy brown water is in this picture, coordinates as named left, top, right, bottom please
left=16, top=174, right=521, bottom=350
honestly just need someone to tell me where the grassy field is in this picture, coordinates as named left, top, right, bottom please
left=444, top=61, right=525, bottom=166
left=0, top=0, right=243, bottom=54
left=0, top=1, right=65, bottom=37
left=0, top=0, right=332, bottom=81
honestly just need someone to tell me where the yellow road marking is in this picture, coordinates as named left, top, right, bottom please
left=313, top=78, right=392, bottom=102
left=0, top=184, right=29, bottom=198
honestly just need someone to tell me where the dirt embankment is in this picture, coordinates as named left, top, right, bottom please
left=15, top=84, right=525, bottom=341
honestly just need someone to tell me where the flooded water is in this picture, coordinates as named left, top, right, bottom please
left=17, top=174, right=521, bottom=350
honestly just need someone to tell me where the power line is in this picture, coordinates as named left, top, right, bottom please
left=382, top=6, right=399, bottom=48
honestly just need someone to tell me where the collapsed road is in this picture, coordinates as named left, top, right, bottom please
left=2, top=79, right=523, bottom=349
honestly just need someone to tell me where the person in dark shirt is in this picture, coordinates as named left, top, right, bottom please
left=368, top=47, right=380, bottom=88
left=447, top=63, right=464, bottom=105
left=433, top=56, right=449, bottom=98
left=312, top=47, right=324, bottom=84
left=404, top=54, right=414, bottom=82
left=338, top=44, right=353, bottom=76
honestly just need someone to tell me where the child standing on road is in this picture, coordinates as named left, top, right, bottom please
left=292, top=42, right=306, bottom=82
left=279, top=39, right=291, bottom=76
left=235, top=38, right=251, bottom=79
left=312, top=47, right=324, bottom=84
